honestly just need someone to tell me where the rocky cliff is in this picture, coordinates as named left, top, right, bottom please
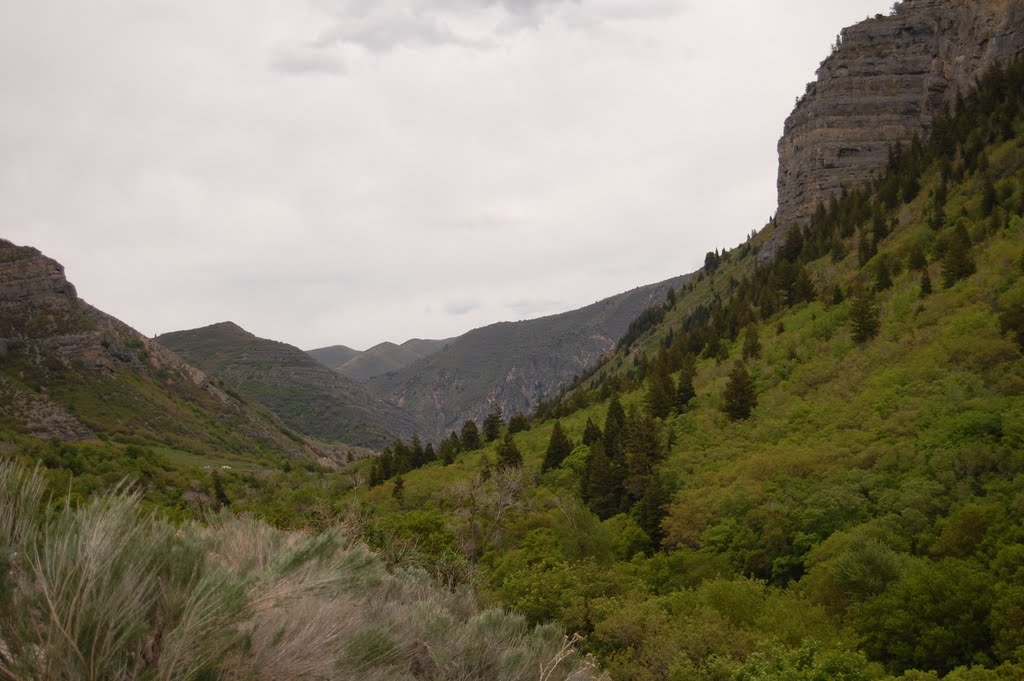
left=0, top=239, right=325, bottom=460
left=770, top=0, right=1024, bottom=255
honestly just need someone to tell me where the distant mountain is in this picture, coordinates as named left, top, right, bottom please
left=305, top=344, right=360, bottom=370
left=0, top=239, right=315, bottom=462
left=368, top=276, right=688, bottom=440
left=158, top=323, right=419, bottom=449
left=336, top=339, right=452, bottom=382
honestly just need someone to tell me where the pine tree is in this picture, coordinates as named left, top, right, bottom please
left=920, top=269, right=933, bottom=298
left=850, top=287, right=881, bottom=343
left=582, top=417, right=602, bottom=446
left=508, top=412, right=530, bottom=433
left=603, top=397, right=627, bottom=460
left=875, top=259, right=893, bottom=292
left=482, top=406, right=504, bottom=442
left=423, top=442, right=436, bottom=464
left=583, top=441, right=622, bottom=520
left=460, top=420, right=482, bottom=451
left=908, top=244, right=927, bottom=271
left=637, top=475, right=671, bottom=547
left=942, top=224, right=976, bottom=288
left=392, top=476, right=405, bottom=507
left=742, top=325, right=762, bottom=360
left=542, top=421, right=574, bottom=472
left=644, top=350, right=675, bottom=419
left=496, top=432, right=522, bottom=469
left=722, top=363, right=757, bottom=421
left=675, top=354, right=697, bottom=412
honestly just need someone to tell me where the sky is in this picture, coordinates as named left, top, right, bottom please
left=0, top=0, right=894, bottom=351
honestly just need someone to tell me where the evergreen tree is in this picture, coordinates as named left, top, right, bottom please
left=920, top=269, right=933, bottom=298
left=582, top=417, right=602, bottom=447
left=410, top=435, right=426, bottom=469
left=857, top=230, right=877, bottom=267
left=644, top=350, right=675, bottom=419
left=393, top=439, right=412, bottom=473
left=482, top=406, right=504, bottom=442
left=722, top=363, right=757, bottom=421
left=423, top=442, right=436, bottom=464
left=742, top=325, right=762, bottom=360
left=603, top=397, right=627, bottom=460
left=875, top=258, right=893, bottom=292
left=460, top=420, right=482, bottom=451
left=831, top=285, right=845, bottom=305
left=439, top=435, right=458, bottom=465
left=675, top=354, right=697, bottom=412
left=850, top=287, right=881, bottom=343
left=908, top=244, right=928, bottom=271
left=508, top=411, right=530, bottom=433
left=392, top=475, right=405, bottom=507
left=637, top=475, right=672, bottom=548
left=496, top=432, right=522, bottom=469
left=583, top=441, right=622, bottom=520
left=942, top=224, right=976, bottom=288
left=542, top=421, right=574, bottom=472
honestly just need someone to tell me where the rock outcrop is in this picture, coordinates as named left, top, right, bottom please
left=769, top=0, right=1024, bottom=257
left=0, top=238, right=326, bottom=459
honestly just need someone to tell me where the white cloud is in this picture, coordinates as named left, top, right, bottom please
left=0, top=0, right=893, bottom=350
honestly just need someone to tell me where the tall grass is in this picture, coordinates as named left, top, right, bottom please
left=0, top=461, right=603, bottom=680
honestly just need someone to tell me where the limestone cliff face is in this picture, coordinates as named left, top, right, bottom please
left=770, top=0, right=1024, bottom=255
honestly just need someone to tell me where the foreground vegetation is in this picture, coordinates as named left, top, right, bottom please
left=0, top=461, right=602, bottom=681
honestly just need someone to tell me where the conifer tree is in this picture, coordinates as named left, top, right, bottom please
left=460, top=420, right=482, bottom=451
left=582, top=417, right=602, bottom=446
left=392, top=476, right=405, bottom=507
left=920, top=269, right=933, bottom=298
left=645, top=350, right=675, bottom=419
left=542, top=421, right=574, bottom=472
left=482, top=406, right=504, bottom=442
left=637, top=475, right=671, bottom=547
left=496, top=432, right=522, bottom=469
left=423, top=442, right=436, bottom=464
left=675, top=354, right=697, bottom=412
left=508, top=412, right=530, bottom=433
left=908, top=244, right=927, bottom=271
left=603, top=397, right=627, bottom=460
left=742, top=325, right=762, bottom=360
left=942, top=224, right=976, bottom=288
left=722, top=363, right=757, bottom=421
left=850, top=287, right=881, bottom=343
left=410, top=435, right=425, bottom=468
left=875, top=258, right=893, bottom=291
left=583, top=441, right=622, bottom=520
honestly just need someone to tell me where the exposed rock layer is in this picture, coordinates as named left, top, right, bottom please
left=772, top=0, right=1024, bottom=254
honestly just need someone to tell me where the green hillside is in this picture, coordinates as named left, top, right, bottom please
left=347, top=62, right=1024, bottom=680
left=158, top=322, right=420, bottom=450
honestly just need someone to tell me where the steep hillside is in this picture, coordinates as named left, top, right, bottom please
left=0, top=239, right=319, bottom=463
left=347, top=56, right=1024, bottom=681
left=305, top=343, right=360, bottom=369
left=771, top=0, right=1024, bottom=256
left=368, top=275, right=688, bottom=440
left=158, top=322, right=420, bottom=449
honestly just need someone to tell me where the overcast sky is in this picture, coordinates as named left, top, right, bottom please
left=1, top=0, right=893, bottom=351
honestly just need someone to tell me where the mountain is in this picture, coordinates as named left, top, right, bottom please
left=0, top=239, right=314, bottom=461
left=368, top=276, right=688, bottom=440
left=157, top=322, right=419, bottom=449
left=305, top=344, right=360, bottom=370
left=307, top=338, right=452, bottom=382
left=768, top=0, right=1024, bottom=258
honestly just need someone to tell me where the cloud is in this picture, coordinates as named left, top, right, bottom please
left=445, top=299, right=481, bottom=316
left=270, top=49, right=347, bottom=75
